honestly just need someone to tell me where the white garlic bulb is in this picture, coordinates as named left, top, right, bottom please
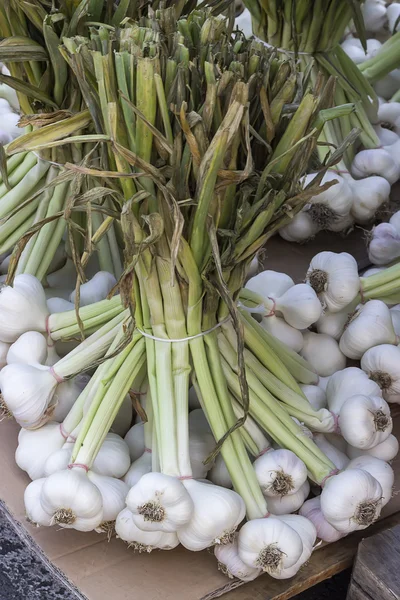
left=351, top=146, right=400, bottom=185
left=361, top=344, right=400, bottom=403
left=339, top=394, right=392, bottom=449
left=299, top=496, right=344, bottom=543
left=368, top=222, right=400, bottom=266
left=123, top=452, right=152, bottom=488
left=87, top=471, right=129, bottom=526
left=346, top=456, right=394, bottom=506
left=300, top=331, right=346, bottom=377
left=346, top=434, right=399, bottom=462
left=313, top=434, right=349, bottom=470
left=326, top=367, right=382, bottom=415
left=260, top=315, right=304, bottom=352
left=92, top=433, right=131, bottom=478
left=253, top=449, right=307, bottom=497
left=208, top=454, right=233, bottom=489
left=24, top=478, right=52, bottom=527
left=300, top=385, right=327, bottom=410
left=69, top=271, right=116, bottom=307
left=115, top=507, right=179, bottom=551
left=264, top=481, right=310, bottom=515
left=7, top=331, right=48, bottom=365
left=273, top=514, right=317, bottom=579
left=124, top=423, right=145, bottom=462
left=306, top=252, right=360, bottom=313
left=214, top=535, right=261, bottom=582
left=350, top=177, right=391, bottom=224
left=279, top=211, right=320, bottom=243
left=316, top=305, right=353, bottom=341
left=16, top=421, right=66, bottom=480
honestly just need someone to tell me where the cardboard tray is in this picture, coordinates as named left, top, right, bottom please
left=1, top=230, right=399, bottom=600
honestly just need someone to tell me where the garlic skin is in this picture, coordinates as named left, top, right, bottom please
left=214, top=535, right=261, bottom=582
left=346, top=456, right=394, bottom=506
left=313, top=434, right=349, bottom=470
left=87, top=471, right=129, bottom=524
left=189, top=428, right=215, bottom=479
left=246, top=270, right=295, bottom=299
left=304, top=172, right=354, bottom=232
left=279, top=211, right=320, bottom=243
left=253, top=449, right=307, bottom=497
left=260, top=315, right=304, bottom=353
left=40, top=468, right=103, bottom=531
left=123, top=452, right=152, bottom=488
left=69, top=272, right=116, bottom=307
left=387, top=3, right=400, bottom=33
left=339, top=394, right=392, bottom=449
left=24, top=479, right=52, bottom=527
left=320, top=469, right=383, bottom=533
left=0, top=275, right=49, bottom=343
left=350, top=177, right=391, bottom=224
left=326, top=367, right=382, bottom=415
left=44, top=444, right=72, bottom=476
left=300, top=385, right=327, bottom=410
left=7, top=332, right=48, bottom=365
left=361, top=344, right=400, bottom=403
left=16, top=422, right=66, bottom=480
left=274, top=514, right=317, bottom=579
left=339, top=301, right=397, bottom=360
left=390, top=306, right=400, bottom=337
left=47, top=297, right=75, bottom=313
left=208, top=454, right=233, bottom=489
left=91, top=433, right=131, bottom=479
left=124, top=423, right=145, bottom=462
left=299, top=496, right=344, bottom=543
left=115, top=507, right=179, bottom=551
left=0, top=340, right=9, bottom=368
left=264, top=481, right=310, bottom=516
left=346, top=434, right=399, bottom=462
left=126, top=472, right=193, bottom=533
left=300, top=332, right=346, bottom=377
left=316, top=306, right=352, bottom=341
left=238, top=517, right=303, bottom=576
left=178, top=480, right=246, bottom=551
left=368, top=222, right=400, bottom=265
left=362, top=0, right=387, bottom=33
left=52, top=375, right=89, bottom=423
left=272, top=284, right=323, bottom=330
left=306, top=252, right=360, bottom=313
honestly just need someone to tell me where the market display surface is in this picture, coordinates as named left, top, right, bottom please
left=1, top=0, right=400, bottom=596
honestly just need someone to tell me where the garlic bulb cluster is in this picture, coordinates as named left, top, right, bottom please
left=273, top=514, right=317, bottom=579
left=346, top=456, right=394, bottom=506
left=368, top=211, right=400, bottom=265
left=115, top=508, right=179, bottom=552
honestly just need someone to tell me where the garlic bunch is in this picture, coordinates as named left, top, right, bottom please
left=115, top=507, right=179, bottom=551
left=339, top=300, right=398, bottom=359
left=306, top=252, right=360, bottom=312
left=320, top=469, right=383, bottom=533
left=299, top=496, right=344, bottom=543
left=361, top=344, right=400, bottom=403
left=69, top=271, right=116, bottom=307
left=265, top=481, right=310, bottom=515
left=347, top=434, right=399, bottom=461
left=253, top=449, right=307, bottom=497
left=214, top=535, right=261, bottom=582
left=300, top=332, right=346, bottom=377
left=346, top=456, right=394, bottom=506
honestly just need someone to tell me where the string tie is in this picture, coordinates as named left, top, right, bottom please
left=264, top=298, right=276, bottom=318
left=49, top=366, right=64, bottom=384
left=143, top=447, right=152, bottom=454
left=45, top=314, right=51, bottom=337
left=68, top=463, right=89, bottom=473
left=178, top=475, right=193, bottom=481
left=263, top=512, right=271, bottom=518
left=330, top=411, right=341, bottom=434
left=256, top=447, right=272, bottom=458
left=320, top=468, right=339, bottom=488
left=136, top=316, right=230, bottom=343
left=59, top=423, right=73, bottom=441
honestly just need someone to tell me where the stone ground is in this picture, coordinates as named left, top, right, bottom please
left=0, top=507, right=351, bottom=600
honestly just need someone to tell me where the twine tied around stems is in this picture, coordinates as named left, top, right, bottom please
left=135, top=316, right=230, bottom=343
left=49, top=366, right=64, bottom=384
left=68, top=463, right=89, bottom=472
left=254, top=37, right=335, bottom=56
left=59, top=423, right=75, bottom=442
left=320, top=468, right=340, bottom=488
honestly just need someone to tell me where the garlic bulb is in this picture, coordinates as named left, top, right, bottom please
left=44, top=443, right=72, bottom=476
left=347, top=434, right=399, bottom=462
left=306, top=252, right=360, bottom=313
left=271, top=284, right=323, bottom=330
left=299, top=496, right=344, bottom=543
left=246, top=270, right=294, bottom=299
left=69, top=271, right=116, bottom=307
left=178, top=480, right=246, bottom=551
left=208, top=454, right=233, bottom=489
left=363, top=267, right=385, bottom=277
left=341, top=37, right=381, bottom=64
left=126, top=472, right=193, bottom=533
left=300, top=385, right=327, bottom=410
left=16, top=422, right=66, bottom=480
left=390, top=306, right=400, bottom=337
left=39, top=468, right=103, bottom=531
left=350, top=176, right=391, bottom=224
left=387, top=3, right=400, bottom=33
left=264, top=481, right=310, bottom=515
left=92, top=433, right=131, bottom=479
left=123, top=452, right=152, bottom=487
left=325, top=433, right=348, bottom=453
left=47, top=297, right=75, bottom=313
left=124, top=423, right=145, bottom=462
left=0, top=340, right=9, bottom=368
left=115, top=507, right=179, bottom=551
left=351, top=145, right=400, bottom=185
left=300, top=332, right=346, bottom=377
left=189, top=428, right=215, bottom=479
left=238, top=517, right=303, bottom=576
left=260, top=315, right=304, bottom=353
left=368, top=222, right=400, bottom=265
left=361, top=344, right=400, bottom=403
left=313, top=434, right=349, bottom=470
left=24, top=479, right=52, bottom=527
left=339, top=301, right=397, bottom=360
left=316, top=306, right=353, bottom=341
left=6, top=332, right=48, bottom=365
left=362, top=0, right=387, bottom=33
left=326, top=367, right=382, bottom=415
left=214, top=535, right=261, bottom=582
left=87, top=471, right=129, bottom=527
left=0, top=275, right=49, bottom=342
left=253, top=449, right=307, bottom=497
left=279, top=211, right=320, bottom=243
left=339, top=394, right=392, bottom=449
left=318, top=376, right=330, bottom=392
left=273, top=514, right=317, bottom=579
left=346, top=456, right=394, bottom=506
left=320, top=469, right=383, bottom=533
left=52, top=375, right=89, bottom=423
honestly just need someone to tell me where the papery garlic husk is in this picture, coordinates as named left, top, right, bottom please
left=316, top=305, right=354, bottom=341
left=208, top=454, right=233, bottom=489
left=91, top=433, right=131, bottom=479
left=339, top=300, right=397, bottom=360
left=350, top=177, right=391, bottom=224
left=361, top=344, right=400, bottom=403
left=0, top=274, right=49, bottom=343
left=279, top=211, right=321, bottom=243
left=16, top=421, right=66, bottom=480
left=351, top=147, right=400, bottom=185
left=52, top=375, right=90, bottom=423
left=7, top=331, right=48, bottom=365
left=346, top=456, right=394, bottom=506
left=260, top=314, right=304, bottom=353
left=306, top=252, right=360, bottom=313
left=115, top=507, right=179, bottom=551
left=40, top=468, right=103, bottom=531
left=368, top=222, right=400, bottom=265
left=24, top=478, right=52, bottom=527
left=390, top=306, right=400, bottom=337
left=273, top=284, right=323, bottom=330
left=264, top=481, right=310, bottom=515
left=177, top=479, right=245, bottom=551
left=245, top=270, right=294, bottom=300
left=339, top=394, right=392, bottom=449
left=300, top=385, right=327, bottom=410
left=320, top=469, right=383, bottom=533
left=87, top=471, right=129, bottom=529
left=111, top=395, right=133, bottom=437
left=273, top=514, right=317, bottom=579
left=0, top=340, right=9, bottom=368
left=126, top=472, right=194, bottom=533
left=326, top=367, right=382, bottom=415
left=214, top=534, right=261, bottom=582
left=0, top=363, right=58, bottom=428
left=123, top=452, right=152, bottom=487
left=299, top=496, right=344, bottom=543
left=124, top=423, right=145, bottom=462
left=346, top=434, right=399, bottom=462
left=69, top=271, right=116, bottom=307
left=300, top=331, right=346, bottom=377
left=313, top=434, right=349, bottom=470
left=238, top=517, right=303, bottom=576
left=253, top=449, right=307, bottom=497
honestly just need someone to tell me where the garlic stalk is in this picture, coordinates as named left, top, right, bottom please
left=361, top=344, right=400, bottom=403
left=346, top=456, right=394, bottom=506
left=300, top=331, right=346, bottom=377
